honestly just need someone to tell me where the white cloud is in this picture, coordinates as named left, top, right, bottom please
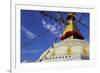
left=42, top=19, right=56, bottom=31
left=22, top=27, right=36, bottom=39
left=42, top=19, right=47, bottom=25
left=22, top=60, right=29, bottom=63
left=42, top=19, right=62, bottom=37
left=46, top=24, right=56, bottom=32
left=22, top=49, right=42, bottom=53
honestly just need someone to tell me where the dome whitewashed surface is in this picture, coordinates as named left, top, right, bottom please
left=37, top=39, right=89, bottom=62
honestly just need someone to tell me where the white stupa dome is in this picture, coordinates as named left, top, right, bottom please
left=38, top=39, right=89, bottom=62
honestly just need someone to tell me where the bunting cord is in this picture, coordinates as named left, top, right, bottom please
left=21, top=12, right=89, bottom=48
left=21, top=20, right=63, bottom=48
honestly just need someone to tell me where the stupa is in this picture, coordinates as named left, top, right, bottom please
left=38, top=13, right=89, bottom=62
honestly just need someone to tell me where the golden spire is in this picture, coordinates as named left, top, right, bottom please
left=61, top=12, right=84, bottom=40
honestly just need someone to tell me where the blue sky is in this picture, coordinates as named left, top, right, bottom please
left=21, top=10, right=89, bottom=62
